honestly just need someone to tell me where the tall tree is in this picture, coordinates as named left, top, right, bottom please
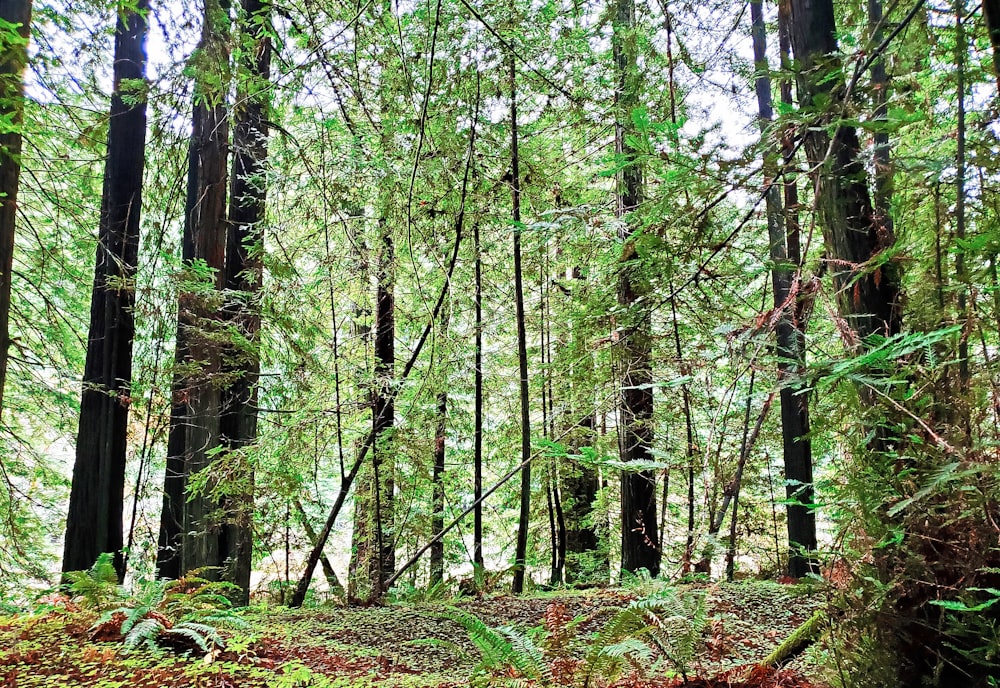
left=788, top=0, right=901, bottom=343
left=0, top=0, right=31, bottom=423
left=156, top=0, right=233, bottom=582
left=561, top=267, right=602, bottom=583
left=473, top=215, right=484, bottom=570
left=510, top=54, right=533, bottom=595
left=429, top=304, right=448, bottom=585
left=218, top=0, right=272, bottom=604
left=751, top=0, right=817, bottom=578
left=62, top=0, right=150, bottom=579
left=614, top=0, right=659, bottom=577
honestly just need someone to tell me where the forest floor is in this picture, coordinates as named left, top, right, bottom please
left=0, top=580, right=833, bottom=687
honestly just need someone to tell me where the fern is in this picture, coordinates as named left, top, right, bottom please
left=63, top=553, right=124, bottom=610
left=122, top=617, right=166, bottom=650
left=580, top=588, right=707, bottom=687
left=445, top=608, right=547, bottom=681
left=164, top=621, right=224, bottom=652
left=498, top=625, right=549, bottom=682
left=86, top=571, right=242, bottom=656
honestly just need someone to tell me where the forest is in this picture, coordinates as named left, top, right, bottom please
left=0, top=0, right=999, bottom=684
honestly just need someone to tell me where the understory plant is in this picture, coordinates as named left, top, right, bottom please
left=63, top=554, right=247, bottom=655
left=446, top=587, right=708, bottom=687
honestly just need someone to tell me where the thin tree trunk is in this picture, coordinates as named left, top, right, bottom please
left=541, top=251, right=565, bottom=585
left=429, top=305, right=448, bottom=585
left=546, top=471, right=558, bottom=583
left=295, top=500, right=343, bottom=596
left=510, top=54, right=532, bottom=595
left=473, top=214, right=484, bottom=570
left=725, top=391, right=776, bottom=580
left=670, top=293, right=695, bottom=574
left=471, top=70, right=483, bottom=570
left=955, top=0, right=970, bottom=407
left=754, top=0, right=817, bottom=578
left=62, top=0, right=147, bottom=580
left=0, top=0, right=31, bottom=424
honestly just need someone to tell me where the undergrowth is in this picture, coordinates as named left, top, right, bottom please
left=441, top=587, right=709, bottom=687
left=63, top=553, right=247, bottom=656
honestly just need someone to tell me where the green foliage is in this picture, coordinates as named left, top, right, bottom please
left=387, top=578, right=453, bottom=604
left=62, top=552, right=124, bottom=610
left=443, top=607, right=549, bottom=684
left=74, top=569, right=248, bottom=656
left=447, top=587, right=708, bottom=687
left=580, top=588, right=708, bottom=685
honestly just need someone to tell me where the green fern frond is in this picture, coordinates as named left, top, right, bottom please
left=447, top=607, right=516, bottom=671
left=163, top=624, right=213, bottom=652
left=446, top=608, right=548, bottom=681
left=123, top=617, right=166, bottom=650
left=63, top=553, right=124, bottom=610
left=497, top=625, right=547, bottom=680
left=600, top=637, right=654, bottom=661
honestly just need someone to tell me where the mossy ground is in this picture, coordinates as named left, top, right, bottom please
left=0, top=581, right=827, bottom=687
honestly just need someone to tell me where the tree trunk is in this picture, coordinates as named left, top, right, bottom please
left=983, top=0, right=1000, bottom=92
left=753, top=0, right=818, bottom=579
left=615, top=0, right=659, bottom=577
left=789, top=0, right=901, bottom=343
left=473, top=216, right=484, bottom=570
left=0, top=0, right=31, bottom=424
left=561, top=268, right=602, bottom=583
left=62, top=0, right=147, bottom=580
left=429, top=305, right=448, bottom=585
left=218, top=0, right=271, bottom=603
left=351, top=217, right=396, bottom=603
left=510, top=54, right=533, bottom=595
left=954, top=0, right=970, bottom=409
left=156, top=0, right=231, bottom=581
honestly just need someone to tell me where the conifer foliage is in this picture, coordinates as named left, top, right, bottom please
left=0, top=0, right=997, bottom=682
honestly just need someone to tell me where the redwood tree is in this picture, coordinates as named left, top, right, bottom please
left=0, top=0, right=31, bottom=422
left=614, top=0, right=659, bottom=577
left=62, top=0, right=150, bottom=579
left=219, top=0, right=272, bottom=604
left=156, top=0, right=233, bottom=583
left=751, top=0, right=817, bottom=579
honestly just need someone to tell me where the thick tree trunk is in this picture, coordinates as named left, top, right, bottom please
left=789, top=0, right=901, bottom=342
left=614, top=0, right=659, bottom=577
left=561, top=268, right=602, bottom=582
left=563, top=417, right=600, bottom=582
left=351, top=218, right=395, bottom=603
left=156, top=0, right=231, bottom=581
left=372, top=222, right=395, bottom=595
left=218, top=0, right=271, bottom=603
left=62, top=0, right=147, bottom=579
left=0, top=0, right=31, bottom=423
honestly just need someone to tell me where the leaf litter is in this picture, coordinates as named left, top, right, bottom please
left=0, top=581, right=827, bottom=687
